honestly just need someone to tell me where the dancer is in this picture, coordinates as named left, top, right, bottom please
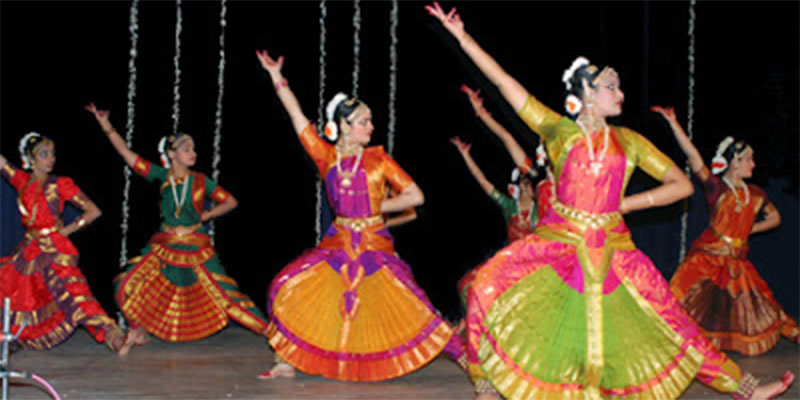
left=0, top=133, right=134, bottom=355
left=256, top=50, right=465, bottom=381
left=85, top=104, right=269, bottom=344
left=653, top=105, right=799, bottom=356
left=427, top=3, right=793, bottom=399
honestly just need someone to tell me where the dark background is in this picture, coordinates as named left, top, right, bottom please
left=2, top=1, right=797, bottom=323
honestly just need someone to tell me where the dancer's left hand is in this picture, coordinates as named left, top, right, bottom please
left=256, top=50, right=284, bottom=78
left=425, top=2, right=465, bottom=42
left=650, top=105, right=677, bottom=122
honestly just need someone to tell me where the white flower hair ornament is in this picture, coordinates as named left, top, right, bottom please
left=323, top=92, right=349, bottom=142
left=711, top=136, right=735, bottom=175
left=564, top=94, right=583, bottom=116
left=562, top=56, right=590, bottom=91
left=18, top=131, right=42, bottom=170
left=158, top=136, right=171, bottom=168
left=536, top=143, right=548, bottom=167
left=507, top=167, right=522, bottom=199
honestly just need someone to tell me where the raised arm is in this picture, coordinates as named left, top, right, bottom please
left=256, top=50, right=310, bottom=134
left=461, top=85, right=532, bottom=173
left=651, top=106, right=705, bottom=174
left=427, top=2, right=529, bottom=111
left=450, top=137, right=496, bottom=196
left=0, top=154, right=6, bottom=171
left=85, top=103, right=140, bottom=169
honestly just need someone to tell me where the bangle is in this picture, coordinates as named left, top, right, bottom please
left=646, top=192, right=655, bottom=206
left=275, top=80, right=289, bottom=92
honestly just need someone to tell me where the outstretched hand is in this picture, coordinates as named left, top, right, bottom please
left=85, top=103, right=113, bottom=133
left=256, top=50, right=284, bottom=77
left=450, top=136, right=471, bottom=154
left=460, top=84, right=485, bottom=113
left=425, top=2, right=465, bottom=42
left=650, top=105, right=677, bottom=122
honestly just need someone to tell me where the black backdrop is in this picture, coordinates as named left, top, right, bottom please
left=2, top=1, right=797, bottom=322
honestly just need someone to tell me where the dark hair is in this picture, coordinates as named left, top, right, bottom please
left=720, top=139, right=751, bottom=173
left=565, top=64, right=606, bottom=100
left=23, top=135, right=52, bottom=158
left=332, top=97, right=366, bottom=128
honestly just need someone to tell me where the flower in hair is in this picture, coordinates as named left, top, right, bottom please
left=158, top=136, right=171, bottom=168
left=562, top=56, right=590, bottom=91
left=507, top=183, right=520, bottom=200
left=564, top=94, right=583, bottom=115
left=536, top=143, right=548, bottom=167
left=323, top=121, right=339, bottom=142
left=18, top=131, right=42, bottom=170
left=711, top=136, right=734, bottom=175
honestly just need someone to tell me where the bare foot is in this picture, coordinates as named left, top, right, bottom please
left=117, top=330, right=137, bottom=357
left=128, top=327, right=151, bottom=346
left=257, top=362, right=296, bottom=380
left=751, top=371, right=794, bottom=400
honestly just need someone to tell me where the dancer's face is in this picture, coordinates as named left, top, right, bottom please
left=343, top=105, right=374, bottom=146
left=31, top=141, right=56, bottom=175
left=520, top=178, right=534, bottom=201
left=729, top=147, right=755, bottom=180
left=168, top=136, right=197, bottom=168
left=586, top=70, right=624, bottom=118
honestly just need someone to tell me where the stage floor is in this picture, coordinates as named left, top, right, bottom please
left=7, top=326, right=799, bottom=399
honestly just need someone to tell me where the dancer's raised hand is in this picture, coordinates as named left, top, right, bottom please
left=256, top=50, right=284, bottom=78
left=460, top=84, right=485, bottom=114
left=85, top=103, right=113, bottom=134
left=425, top=2, right=465, bottom=42
left=650, top=105, right=677, bottom=122
left=450, top=136, right=471, bottom=154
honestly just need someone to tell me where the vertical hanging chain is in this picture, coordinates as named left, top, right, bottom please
left=387, top=0, right=398, bottom=155
left=351, top=0, right=361, bottom=97
left=209, top=0, right=227, bottom=242
left=120, top=0, right=140, bottom=267
left=315, top=0, right=328, bottom=243
left=172, top=0, right=183, bottom=135
left=679, top=0, right=697, bottom=263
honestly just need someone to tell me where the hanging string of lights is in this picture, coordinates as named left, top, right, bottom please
left=120, top=0, right=140, bottom=267
left=387, top=0, right=398, bottom=156
left=208, top=0, right=227, bottom=241
left=679, top=0, right=696, bottom=263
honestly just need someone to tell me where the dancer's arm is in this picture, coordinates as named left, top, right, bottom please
left=201, top=194, right=238, bottom=222
left=0, top=154, right=6, bottom=171
left=450, top=137, right=496, bottom=196
left=427, top=3, right=529, bottom=112
left=461, top=85, right=533, bottom=175
left=752, top=195, right=781, bottom=234
left=381, top=184, right=424, bottom=214
left=651, top=106, right=705, bottom=175
left=85, top=103, right=140, bottom=169
left=60, top=190, right=102, bottom=237
left=256, top=50, right=310, bottom=134
left=620, top=165, right=693, bottom=214
left=384, top=208, right=418, bottom=229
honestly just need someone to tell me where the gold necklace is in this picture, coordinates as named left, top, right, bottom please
left=336, top=146, right=363, bottom=188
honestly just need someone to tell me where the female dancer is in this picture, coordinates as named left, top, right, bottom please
left=0, top=133, right=134, bottom=355
left=427, top=3, right=793, bottom=399
left=85, top=104, right=269, bottom=344
left=256, top=49, right=465, bottom=381
left=653, top=105, right=799, bottom=356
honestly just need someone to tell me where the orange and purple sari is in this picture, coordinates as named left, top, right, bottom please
left=464, top=95, right=758, bottom=399
left=266, top=124, right=464, bottom=382
left=670, top=167, right=799, bottom=356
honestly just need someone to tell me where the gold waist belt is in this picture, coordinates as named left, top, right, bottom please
left=552, top=201, right=622, bottom=231
left=711, top=227, right=745, bottom=248
left=162, top=223, right=203, bottom=235
left=334, top=215, right=383, bottom=232
left=27, top=221, right=62, bottom=237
